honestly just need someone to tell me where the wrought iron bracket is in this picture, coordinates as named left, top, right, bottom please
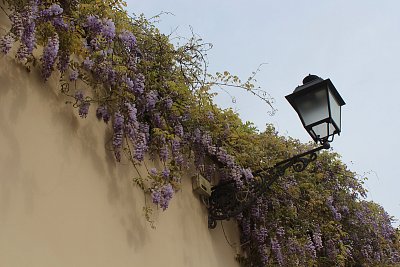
left=207, top=142, right=330, bottom=229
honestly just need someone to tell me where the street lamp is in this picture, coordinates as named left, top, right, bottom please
left=286, top=75, right=345, bottom=144
left=207, top=75, right=345, bottom=229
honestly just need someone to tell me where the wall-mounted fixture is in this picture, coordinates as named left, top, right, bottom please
left=207, top=75, right=346, bottom=229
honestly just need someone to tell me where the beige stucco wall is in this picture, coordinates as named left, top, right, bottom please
left=0, top=12, right=240, bottom=267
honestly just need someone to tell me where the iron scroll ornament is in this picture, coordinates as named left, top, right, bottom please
left=207, top=142, right=330, bottom=229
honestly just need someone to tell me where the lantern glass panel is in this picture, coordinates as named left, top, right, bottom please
left=309, top=122, right=336, bottom=141
left=294, top=87, right=329, bottom=127
left=328, top=89, right=341, bottom=131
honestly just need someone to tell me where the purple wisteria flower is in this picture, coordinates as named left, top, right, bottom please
left=146, top=90, right=158, bottom=111
left=125, top=102, right=138, bottom=124
left=240, top=217, right=251, bottom=241
left=125, top=76, right=134, bottom=92
left=160, top=145, right=169, bottom=162
left=10, top=12, right=24, bottom=38
left=313, top=230, right=323, bottom=250
left=151, top=189, right=162, bottom=205
left=254, top=226, right=268, bottom=244
left=134, top=74, right=145, bottom=95
left=40, top=3, right=67, bottom=30
left=341, top=205, right=350, bottom=215
left=201, top=132, right=212, bottom=147
left=362, top=244, right=373, bottom=258
left=151, top=183, right=174, bottom=211
left=57, top=52, right=69, bottom=73
left=305, top=236, right=317, bottom=259
left=112, top=112, right=125, bottom=161
left=73, top=91, right=89, bottom=118
left=124, top=103, right=139, bottom=141
left=242, top=168, right=253, bottom=181
left=193, top=128, right=201, bottom=143
left=165, top=97, right=173, bottom=109
left=171, top=139, right=184, bottom=165
left=75, top=90, right=84, bottom=101
left=85, top=15, right=103, bottom=34
left=96, top=105, right=110, bottom=123
left=41, top=35, right=59, bottom=80
left=276, top=226, right=285, bottom=238
left=119, top=29, right=136, bottom=50
left=140, top=123, right=150, bottom=142
left=271, top=238, right=284, bottom=266
left=206, top=111, right=214, bottom=121
left=149, top=168, right=158, bottom=176
left=259, top=244, right=268, bottom=266
left=83, top=57, right=94, bottom=70
left=52, top=17, right=68, bottom=30
left=152, top=112, right=162, bottom=128
left=40, top=4, right=63, bottom=19
left=216, top=148, right=235, bottom=167
left=0, top=34, right=14, bottom=54
left=69, top=70, right=79, bottom=81
left=79, top=102, right=90, bottom=118
left=160, top=183, right=174, bottom=210
left=250, top=203, right=260, bottom=219
left=101, top=19, right=116, bottom=41
left=162, top=168, right=170, bottom=179
left=15, top=1, right=38, bottom=61
left=326, top=196, right=342, bottom=221
left=133, top=133, right=147, bottom=161
left=174, top=123, right=184, bottom=138
left=231, top=166, right=243, bottom=188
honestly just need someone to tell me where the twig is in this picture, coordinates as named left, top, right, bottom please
left=0, top=4, right=10, bottom=17
left=220, top=221, right=238, bottom=249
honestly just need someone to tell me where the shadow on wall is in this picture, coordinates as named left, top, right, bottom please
left=0, top=54, right=150, bottom=250
left=0, top=56, right=28, bottom=220
left=0, top=23, right=239, bottom=267
left=103, top=133, right=151, bottom=251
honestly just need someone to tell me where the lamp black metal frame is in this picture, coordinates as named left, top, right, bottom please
left=286, top=75, right=345, bottom=144
left=207, top=142, right=330, bottom=229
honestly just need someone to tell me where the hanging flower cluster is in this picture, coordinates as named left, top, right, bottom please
left=0, top=1, right=399, bottom=266
left=0, top=0, right=256, bottom=221
left=236, top=145, right=400, bottom=266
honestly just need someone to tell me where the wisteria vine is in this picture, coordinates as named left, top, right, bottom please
left=0, top=1, right=399, bottom=266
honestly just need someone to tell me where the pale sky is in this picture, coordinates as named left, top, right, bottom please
left=128, top=0, right=400, bottom=226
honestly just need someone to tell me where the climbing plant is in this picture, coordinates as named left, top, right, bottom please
left=0, top=0, right=399, bottom=266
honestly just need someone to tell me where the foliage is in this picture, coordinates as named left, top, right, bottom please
left=235, top=138, right=400, bottom=266
left=0, top=0, right=399, bottom=266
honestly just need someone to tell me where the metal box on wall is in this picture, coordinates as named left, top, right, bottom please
left=192, top=174, right=211, bottom=197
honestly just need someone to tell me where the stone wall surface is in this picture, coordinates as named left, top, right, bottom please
left=0, top=9, right=240, bottom=267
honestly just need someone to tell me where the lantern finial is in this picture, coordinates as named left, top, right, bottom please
left=303, top=74, right=322, bottom=85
